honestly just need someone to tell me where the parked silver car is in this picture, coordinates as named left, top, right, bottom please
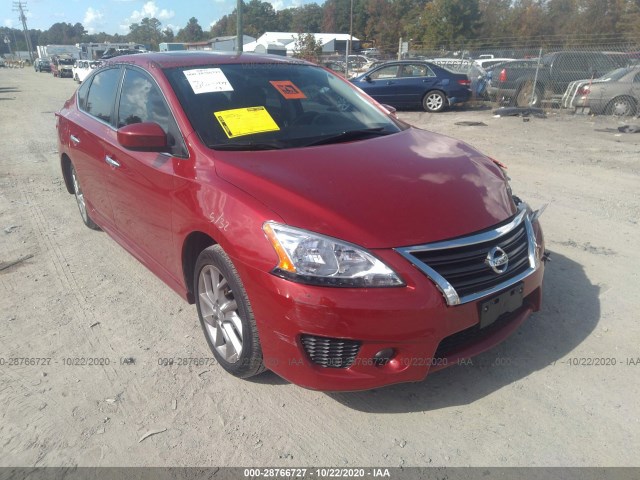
left=565, top=66, right=640, bottom=116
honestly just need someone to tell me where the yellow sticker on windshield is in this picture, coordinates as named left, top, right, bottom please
left=214, top=106, right=280, bottom=138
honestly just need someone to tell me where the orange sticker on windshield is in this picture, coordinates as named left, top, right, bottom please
left=269, top=81, right=306, bottom=99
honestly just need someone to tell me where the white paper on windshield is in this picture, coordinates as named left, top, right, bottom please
left=184, top=68, right=234, bottom=94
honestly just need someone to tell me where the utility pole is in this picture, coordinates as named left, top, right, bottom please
left=12, top=1, right=34, bottom=62
left=236, top=0, right=243, bottom=53
left=345, top=0, right=353, bottom=78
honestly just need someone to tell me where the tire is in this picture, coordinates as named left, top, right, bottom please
left=194, top=245, right=265, bottom=378
left=422, top=90, right=446, bottom=112
left=605, top=96, right=637, bottom=117
left=515, top=81, right=542, bottom=108
left=70, top=163, right=100, bottom=230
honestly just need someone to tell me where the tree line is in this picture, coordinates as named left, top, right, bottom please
left=1, top=0, right=639, bottom=56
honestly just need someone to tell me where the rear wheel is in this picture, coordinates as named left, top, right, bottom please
left=606, top=96, right=636, bottom=117
left=195, top=245, right=265, bottom=378
left=422, top=91, right=446, bottom=112
left=515, top=81, right=542, bottom=107
left=70, top=164, right=100, bottom=230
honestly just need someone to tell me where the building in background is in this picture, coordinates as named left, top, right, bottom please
left=159, top=43, right=186, bottom=52
left=37, top=44, right=80, bottom=59
left=182, top=35, right=256, bottom=52
left=244, top=33, right=360, bottom=56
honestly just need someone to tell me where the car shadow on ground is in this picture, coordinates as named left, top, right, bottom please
left=397, top=102, right=495, bottom=113
left=325, top=251, right=600, bottom=412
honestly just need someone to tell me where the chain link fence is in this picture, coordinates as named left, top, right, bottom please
left=320, top=39, right=640, bottom=117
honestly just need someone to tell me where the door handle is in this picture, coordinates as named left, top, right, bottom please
left=386, top=81, right=395, bottom=85
left=70, top=135, right=80, bottom=145
left=105, top=155, right=120, bottom=168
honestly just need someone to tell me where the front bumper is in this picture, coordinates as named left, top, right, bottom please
left=234, top=216, right=545, bottom=391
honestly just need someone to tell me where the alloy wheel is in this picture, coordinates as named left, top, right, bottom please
left=197, top=265, right=243, bottom=363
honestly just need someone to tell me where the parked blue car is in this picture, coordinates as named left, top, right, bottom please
left=351, top=60, right=472, bottom=112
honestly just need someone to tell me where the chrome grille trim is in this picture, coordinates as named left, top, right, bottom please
left=395, top=207, right=538, bottom=306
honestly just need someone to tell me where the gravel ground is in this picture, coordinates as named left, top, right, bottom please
left=1, top=67, right=639, bottom=468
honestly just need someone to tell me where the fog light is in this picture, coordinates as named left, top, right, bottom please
left=373, top=348, right=395, bottom=367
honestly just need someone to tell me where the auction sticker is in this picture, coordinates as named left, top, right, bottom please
left=184, top=68, right=234, bottom=94
left=214, top=106, right=280, bottom=138
left=269, top=80, right=306, bottom=99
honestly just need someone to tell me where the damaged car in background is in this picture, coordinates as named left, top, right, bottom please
left=563, top=65, right=640, bottom=116
left=56, top=52, right=547, bottom=391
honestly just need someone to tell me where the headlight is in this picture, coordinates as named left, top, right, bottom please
left=263, top=222, right=404, bottom=288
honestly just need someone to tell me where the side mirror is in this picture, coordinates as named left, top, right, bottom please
left=117, top=122, right=168, bottom=151
left=364, top=75, right=372, bottom=83
left=381, top=104, right=397, bottom=116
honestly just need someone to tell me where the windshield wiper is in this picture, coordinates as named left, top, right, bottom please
left=208, top=142, right=283, bottom=151
left=302, top=128, right=390, bottom=147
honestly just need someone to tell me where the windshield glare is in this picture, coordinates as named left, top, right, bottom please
left=164, top=63, right=403, bottom=150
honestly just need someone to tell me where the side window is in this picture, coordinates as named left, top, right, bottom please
left=400, top=64, right=432, bottom=77
left=77, top=77, right=91, bottom=111
left=85, top=67, right=121, bottom=123
left=118, top=68, right=188, bottom=157
left=369, top=65, right=399, bottom=80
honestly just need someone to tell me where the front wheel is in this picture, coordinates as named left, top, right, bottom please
left=422, top=90, right=446, bottom=112
left=70, top=164, right=100, bottom=230
left=195, top=245, right=265, bottom=378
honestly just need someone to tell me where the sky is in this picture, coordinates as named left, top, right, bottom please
left=2, top=0, right=317, bottom=35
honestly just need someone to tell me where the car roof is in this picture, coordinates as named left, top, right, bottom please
left=106, top=51, right=313, bottom=69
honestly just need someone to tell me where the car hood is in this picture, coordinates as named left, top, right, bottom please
left=213, top=128, right=515, bottom=249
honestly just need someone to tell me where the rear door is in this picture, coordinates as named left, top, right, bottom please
left=396, top=63, right=438, bottom=104
left=66, top=66, right=122, bottom=228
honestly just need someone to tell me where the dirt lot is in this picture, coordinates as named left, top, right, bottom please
left=1, top=67, right=639, bottom=468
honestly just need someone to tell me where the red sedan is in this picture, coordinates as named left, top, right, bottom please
left=56, top=52, right=546, bottom=391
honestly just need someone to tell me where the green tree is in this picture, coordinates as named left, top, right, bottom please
left=476, top=0, right=512, bottom=44
left=275, top=8, right=294, bottom=31
left=506, top=0, right=547, bottom=43
left=128, top=17, right=165, bottom=50
left=209, top=0, right=278, bottom=39
left=163, top=28, right=175, bottom=42
left=322, top=0, right=351, bottom=33
left=211, top=15, right=233, bottom=37
left=292, top=32, right=323, bottom=62
left=244, top=0, right=279, bottom=37
left=177, top=17, right=205, bottom=42
left=365, top=0, right=399, bottom=53
left=291, top=4, right=324, bottom=33
left=419, top=0, right=481, bottom=49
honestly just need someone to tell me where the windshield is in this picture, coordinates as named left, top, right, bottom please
left=58, top=58, right=75, bottom=65
left=164, top=63, right=403, bottom=150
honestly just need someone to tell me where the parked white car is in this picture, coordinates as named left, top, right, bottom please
left=474, top=58, right=515, bottom=70
left=72, top=60, right=100, bottom=83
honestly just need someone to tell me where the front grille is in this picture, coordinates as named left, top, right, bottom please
left=434, top=304, right=524, bottom=358
left=300, top=335, right=361, bottom=368
left=400, top=213, right=533, bottom=303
